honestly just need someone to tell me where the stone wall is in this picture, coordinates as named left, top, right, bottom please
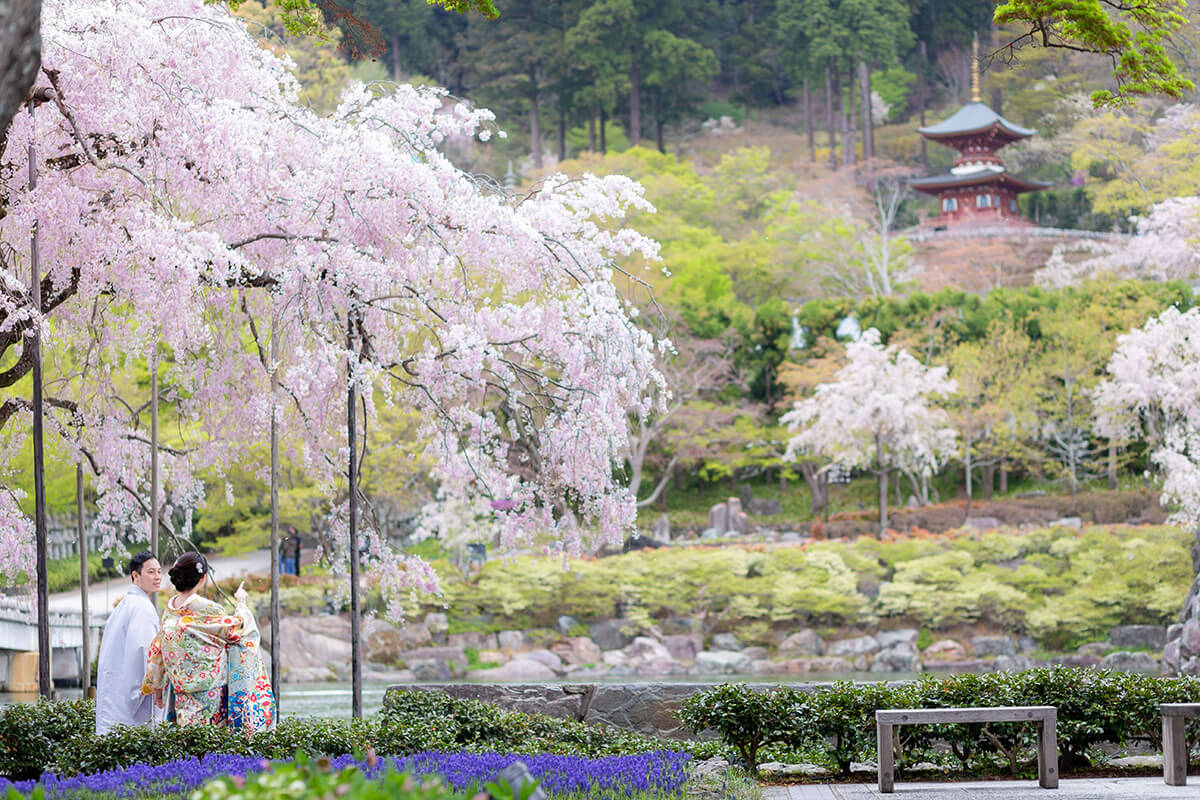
left=387, top=682, right=798, bottom=739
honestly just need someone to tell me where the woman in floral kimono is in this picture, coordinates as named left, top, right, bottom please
left=142, top=552, right=275, bottom=732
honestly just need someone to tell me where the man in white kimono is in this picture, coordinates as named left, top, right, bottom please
left=95, top=551, right=162, bottom=734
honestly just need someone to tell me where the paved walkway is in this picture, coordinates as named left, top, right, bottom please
left=47, top=549, right=272, bottom=616
left=761, top=777, right=1196, bottom=799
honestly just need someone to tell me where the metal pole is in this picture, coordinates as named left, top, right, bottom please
left=77, top=464, right=91, bottom=694
left=347, top=314, right=362, bottom=719
left=149, top=350, right=159, bottom=606
left=269, top=323, right=281, bottom=709
left=29, top=121, right=52, bottom=699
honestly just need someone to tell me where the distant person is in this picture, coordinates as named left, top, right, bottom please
left=142, top=552, right=275, bottom=731
left=281, top=528, right=301, bottom=576
left=95, top=551, right=162, bottom=735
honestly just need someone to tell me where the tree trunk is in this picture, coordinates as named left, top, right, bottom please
left=779, top=467, right=787, bottom=495
left=876, top=433, right=888, bottom=533
left=804, top=75, right=815, bottom=162
left=917, top=41, right=928, bottom=168
left=1000, top=458, right=1008, bottom=494
left=390, top=33, right=403, bottom=80
left=529, top=85, right=542, bottom=169
left=825, top=63, right=836, bottom=168
left=656, top=118, right=665, bottom=153
left=599, top=107, right=607, bottom=154
left=860, top=60, right=873, bottom=160
left=588, top=112, right=597, bottom=152
left=0, top=0, right=42, bottom=138
left=964, top=409, right=973, bottom=516
left=982, top=463, right=995, bottom=500
left=1108, top=440, right=1118, bottom=490
left=798, top=462, right=826, bottom=515
left=557, top=106, right=566, bottom=162
left=629, top=53, right=640, bottom=146
left=842, top=67, right=854, bottom=166
left=653, top=92, right=665, bottom=153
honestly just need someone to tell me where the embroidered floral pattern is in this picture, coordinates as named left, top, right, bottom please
left=143, top=595, right=275, bottom=733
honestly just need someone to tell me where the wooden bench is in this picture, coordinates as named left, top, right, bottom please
left=1161, top=703, right=1200, bottom=785
left=875, top=706, right=1058, bottom=793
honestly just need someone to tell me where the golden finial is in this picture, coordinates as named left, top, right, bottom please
left=971, top=33, right=982, bottom=103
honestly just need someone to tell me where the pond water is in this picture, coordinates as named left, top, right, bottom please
left=4, top=672, right=932, bottom=719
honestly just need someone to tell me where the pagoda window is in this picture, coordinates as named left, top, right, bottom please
left=993, top=194, right=1001, bottom=207
left=942, top=197, right=958, bottom=212
left=976, top=194, right=991, bottom=208
left=1009, top=198, right=1017, bottom=212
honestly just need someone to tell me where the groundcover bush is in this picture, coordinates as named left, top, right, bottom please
left=680, top=668, right=1200, bottom=775
left=0, top=692, right=719, bottom=781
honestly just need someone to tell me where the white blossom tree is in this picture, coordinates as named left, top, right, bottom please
left=1094, top=306, right=1200, bottom=522
left=782, top=329, right=957, bottom=532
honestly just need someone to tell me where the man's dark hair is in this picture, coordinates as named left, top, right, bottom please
left=128, top=551, right=156, bottom=576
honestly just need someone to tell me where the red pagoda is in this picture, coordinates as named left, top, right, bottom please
left=910, top=44, right=1049, bottom=226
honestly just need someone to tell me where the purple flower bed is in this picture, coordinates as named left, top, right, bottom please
left=0, top=751, right=691, bottom=798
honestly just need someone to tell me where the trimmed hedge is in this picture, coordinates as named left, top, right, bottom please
left=679, top=669, right=1200, bottom=775
left=0, top=692, right=720, bottom=780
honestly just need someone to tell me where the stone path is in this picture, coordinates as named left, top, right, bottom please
left=47, top=549, right=272, bottom=616
left=760, top=777, right=1197, bottom=799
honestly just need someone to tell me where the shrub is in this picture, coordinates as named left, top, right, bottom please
left=679, top=669, right=1200, bottom=775
left=0, top=700, right=95, bottom=780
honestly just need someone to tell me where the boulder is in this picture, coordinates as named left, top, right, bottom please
left=661, top=616, right=702, bottom=635
left=711, top=633, right=743, bottom=651
left=556, top=615, right=580, bottom=636
left=468, top=658, right=556, bottom=681
left=779, top=629, right=824, bottom=657
left=707, top=504, right=728, bottom=534
left=742, top=646, right=769, bottom=661
left=400, top=646, right=469, bottom=672
left=661, top=634, right=699, bottom=662
left=964, top=517, right=1001, bottom=532
left=872, top=645, right=920, bottom=672
left=922, top=640, right=966, bottom=661
left=827, top=635, right=880, bottom=657
left=493, top=762, right=546, bottom=800
left=448, top=631, right=499, bottom=651
left=623, top=533, right=665, bottom=552
left=971, top=635, right=1017, bottom=657
left=1100, top=651, right=1160, bottom=673
left=1163, top=640, right=1182, bottom=672
left=497, top=630, right=528, bottom=650
left=1181, top=618, right=1200, bottom=658
left=651, top=514, right=672, bottom=542
left=624, top=636, right=673, bottom=663
left=602, top=650, right=628, bottom=666
left=284, top=666, right=336, bottom=682
left=1108, top=625, right=1166, bottom=651
left=1076, top=642, right=1112, bottom=658
left=363, top=617, right=428, bottom=664
left=877, top=629, right=918, bottom=649
left=806, top=656, right=854, bottom=673
left=551, top=636, right=603, bottom=666
left=1048, top=654, right=1100, bottom=668
left=589, top=619, right=635, bottom=651
left=523, top=648, right=565, bottom=674
left=692, top=650, right=752, bottom=674
left=992, top=655, right=1035, bottom=671
left=1049, top=516, right=1082, bottom=530
left=727, top=498, right=743, bottom=518
left=1168, top=623, right=1184, bottom=642
left=424, top=612, right=449, bottom=642
left=748, top=498, right=783, bottom=516
left=750, top=659, right=779, bottom=676
left=731, top=511, right=750, bottom=535
left=409, top=659, right=452, bottom=681
left=634, top=658, right=683, bottom=677
left=779, top=658, right=813, bottom=674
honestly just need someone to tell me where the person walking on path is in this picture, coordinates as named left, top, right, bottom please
left=95, top=552, right=163, bottom=734
left=142, top=552, right=275, bottom=732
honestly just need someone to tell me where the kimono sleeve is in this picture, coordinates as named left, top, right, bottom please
left=141, top=632, right=166, bottom=695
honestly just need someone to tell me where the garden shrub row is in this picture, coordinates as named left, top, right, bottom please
left=0, top=692, right=719, bottom=781
left=679, top=668, right=1200, bottom=775
left=421, top=524, right=1190, bottom=650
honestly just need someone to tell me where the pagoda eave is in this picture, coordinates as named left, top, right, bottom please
left=909, top=172, right=1051, bottom=195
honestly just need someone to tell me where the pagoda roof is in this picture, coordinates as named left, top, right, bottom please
left=909, top=170, right=1051, bottom=195
left=918, top=101, right=1036, bottom=139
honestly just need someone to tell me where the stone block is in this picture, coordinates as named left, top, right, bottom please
left=727, top=498, right=742, bottom=517
left=970, top=635, right=1017, bottom=657
left=551, top=636, right=602, bottom=665
left=876, top=629, right=918, bottom=649
left=448, top=631, right=499, bottom=651
left=1100, top=651, right=1160, bottom=673
left=827, top=635, right=880, bottom=657
left=871, top=645, right=919, bottom=672
left=651, top=514, right=672, bottom=542
left=556, top=615, right=580, bottom=636
left=742, top=646, right=769, bottom=661
left=711, top=632, right=742, bottom=651
left=707, top=504, right=728, bottom=534
left=1049, top=516, right=1082, bottom=530
left=692, top=650, right=752, bottom=674
left=497, top=630, right=528, bottom=650
left=922, top=640, right=966, bottom=661
left=963, top=517, right=1001, bottom=532
left=661, top=634, right=699, bottom=662
left=779, top=629, right=824, bottom=656
left=731, top=511, right=749, bottom=534
left=806, top=656, right=854, bottom=673
left=1108, top=624, right=1166, bottom=651
left=588, top=619, right=634, bottom=651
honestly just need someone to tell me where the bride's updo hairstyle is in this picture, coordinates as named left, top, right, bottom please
left=168, top=551, right=208, bottom=592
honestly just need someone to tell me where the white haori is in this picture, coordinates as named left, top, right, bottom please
left=95, top=584, right=159, bottom=734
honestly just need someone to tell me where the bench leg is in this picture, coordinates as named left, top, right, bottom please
left=1037, top=719, right=1058, bottom=789
left=1164, top=715, right=1188, bottom=786
left=878, top=721, right=895, bottom=793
